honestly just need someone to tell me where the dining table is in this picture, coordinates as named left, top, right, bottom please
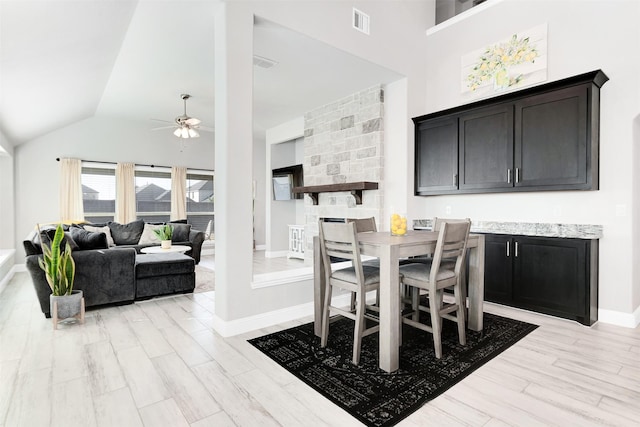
left=313, top=229, right=485, bottom=373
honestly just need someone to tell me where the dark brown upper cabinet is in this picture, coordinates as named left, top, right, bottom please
left=415, top=115, right=458, bottom=193
left=413, top=70, right=608, bottom=196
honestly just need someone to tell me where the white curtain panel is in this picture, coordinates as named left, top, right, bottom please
left=171, top=166, right=187, bottom=221
left=59, top=158, right=84, bottom=222
left=115, top=162, right=136, bottom=223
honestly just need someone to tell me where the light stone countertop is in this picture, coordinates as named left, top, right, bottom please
left=412, top=219, right=603, bottom=239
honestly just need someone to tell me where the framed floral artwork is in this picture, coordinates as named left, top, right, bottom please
left=461, top=24, right=548, bottom=98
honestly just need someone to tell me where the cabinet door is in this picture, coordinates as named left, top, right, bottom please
left=459, top=104, right=514, bottom=190
left=415, top=116, right=458, bottom=194
left=512, top=236, right=588, bottom=321
left=514, top=85, right=589, bottom=189
left=483, top=234, right=513, bottom=304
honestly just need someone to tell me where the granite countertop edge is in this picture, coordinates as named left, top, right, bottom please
left=412, top=220, right=603, bottom=239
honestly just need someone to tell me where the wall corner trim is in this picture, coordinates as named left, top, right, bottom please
left=597, top=306, right=640, bottom=328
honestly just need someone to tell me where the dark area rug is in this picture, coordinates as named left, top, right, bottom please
left=249, top=311, right=537, bottom=427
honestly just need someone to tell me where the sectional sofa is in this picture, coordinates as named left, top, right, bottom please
left=24, top=219, right=205, bottom=317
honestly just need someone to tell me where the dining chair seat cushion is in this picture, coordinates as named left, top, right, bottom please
left=399, top=262, right=455, bottom=282
left=332, top=265, right=380, bottom=285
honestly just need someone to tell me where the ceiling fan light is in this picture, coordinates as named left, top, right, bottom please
left=173, top=128, right=182, bottom=137
left=188, top=128, right=200, bottom=138
left=181, top=127, right=190, bottom=138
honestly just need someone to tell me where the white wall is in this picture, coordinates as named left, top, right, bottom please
left=0, top=129, right=15, bottom=253
left=13, top=116, right=214, bottom=263
left=213, top=0, right=431, bottom=327
left=270, top=139, right=299, bottom=253
left=417, top=0, right=640, bottom=324
left=252, top=129, right=266, bottom=247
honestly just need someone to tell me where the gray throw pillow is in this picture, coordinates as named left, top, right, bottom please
left=69, top=227, right=108, bottom=250
left=171, top=223, right=192, bottom=242
left=108, top=220, right=145, bottom=245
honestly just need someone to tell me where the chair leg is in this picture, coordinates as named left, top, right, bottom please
left=320, top=284, right=333, bottom=348
left=454, top=283, right=467, bottom=346
left=350, top=292, right=356, bottom=311
left=429, top=289, right=444, bottom=359
left=352, top=291, right=365, bottom=365
left=411, top=287, right=420, bottom=322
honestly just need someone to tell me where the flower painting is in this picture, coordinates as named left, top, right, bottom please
left=461, top=24, right=547, bottom=98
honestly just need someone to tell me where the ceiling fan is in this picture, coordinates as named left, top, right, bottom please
left=152, top=94, right=212, bottom=138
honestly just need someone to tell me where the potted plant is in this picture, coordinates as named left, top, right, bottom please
left=153, top=224, right=174, bottom=249
left=37, top=223, right=83, bottom=328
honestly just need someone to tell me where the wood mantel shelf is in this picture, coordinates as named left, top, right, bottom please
left=292, top=182, right=379, bottom=205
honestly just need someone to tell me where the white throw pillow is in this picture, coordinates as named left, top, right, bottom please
left=83, top=225, right=115, bottom=247
left=138, top=223, right=164, bottom=245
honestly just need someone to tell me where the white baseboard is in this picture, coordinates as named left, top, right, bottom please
left=598, top=306, right=640, bottom=328
left=0, top=265, right=23, bottom=295
left=255, top=244, right=266, bottom=251
left=210, top=293, right=352, bottom=337
left=264, top=250, right=287, bottom=258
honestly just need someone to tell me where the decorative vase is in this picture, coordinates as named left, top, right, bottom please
left=161, top=240, right=172, bottom=249
left=50, top=290, right=83, bottom=320
left=390, top=212, right=408, bottom=236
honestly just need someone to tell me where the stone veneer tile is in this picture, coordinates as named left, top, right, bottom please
left=362, top=118, right=382, bottom=133
left=340, top=115, right=355, bottom=130
left=326, top=164, right=340, bottom=175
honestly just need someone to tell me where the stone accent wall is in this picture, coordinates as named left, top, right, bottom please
left=302, top=85, right=385, bottom=262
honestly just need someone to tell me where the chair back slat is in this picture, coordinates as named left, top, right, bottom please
left=346, top=217, right=377, bottom=233
left=431, top=221, right=471, bottom=282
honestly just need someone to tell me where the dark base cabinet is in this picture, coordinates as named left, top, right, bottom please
left=484, top=234, right=598, bottom=326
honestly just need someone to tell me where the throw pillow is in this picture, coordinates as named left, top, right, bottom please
left=138, top=223, right=164, bottom=245
left=35, top=227, right=78, bottom=252
left=69, top=227, right=109, bottom=250
left=108, top=219, right=145, bottom=245
left=83, top=225, right=115, bottom=247
left=171, top=223, right=192, bottom=242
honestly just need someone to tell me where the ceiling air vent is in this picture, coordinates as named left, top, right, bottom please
left=353, top=8, right=370, bottom=35
left=253, top=55, right=278, bottom=69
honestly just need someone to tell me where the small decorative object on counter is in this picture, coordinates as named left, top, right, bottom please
left=390, top=212, right=407, bottom=236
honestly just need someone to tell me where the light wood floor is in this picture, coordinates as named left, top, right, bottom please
left=200, top=251, right=307, bottom=275
left=1, top=271, right=639, bottom=427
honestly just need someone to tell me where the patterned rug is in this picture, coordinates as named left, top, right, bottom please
left=249, top=310, right=537, bottom=427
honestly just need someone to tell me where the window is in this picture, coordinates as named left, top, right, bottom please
left=186, top=172, right=214, bottom=240
left=81, top=163, right=213, bottom=236
left=81, top=165, right=116, bottom=223
left=135, top=168, right=172, bottom=223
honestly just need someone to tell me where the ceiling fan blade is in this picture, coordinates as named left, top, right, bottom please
left=196, top=126, right=214, bottom=132
left=151, top=125, right=178, bottom=131
left=150, top=118, right=175, bottom=124
left=185, top=117, right=201, bottom=126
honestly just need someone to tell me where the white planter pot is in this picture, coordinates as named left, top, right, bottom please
left=161, top=240, right=172, bottom=249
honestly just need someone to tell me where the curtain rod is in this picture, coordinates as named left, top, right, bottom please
left=55, top=157, right=213, bottom=172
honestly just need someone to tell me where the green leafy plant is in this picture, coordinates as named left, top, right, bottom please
left=153, top=224, right=174, bottom=241
left=37, top=223, right=76, bottom=296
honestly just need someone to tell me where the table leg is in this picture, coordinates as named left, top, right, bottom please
left=379, top=245, right=400, bottom=373
left=313, top=236, right=325, bottom=337
left=467, top=235, right=485, bottom=332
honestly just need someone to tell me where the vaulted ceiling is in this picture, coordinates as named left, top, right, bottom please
left=0, top=0, right=403, bottom=146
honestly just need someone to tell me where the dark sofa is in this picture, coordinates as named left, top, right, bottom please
left=23, top=220, right=206, bottom=317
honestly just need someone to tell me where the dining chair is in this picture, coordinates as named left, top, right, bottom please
left=399, top=220, right=471, bottom=359
left=346, top=217, right=379, bottom=309
left=346, top=217, right=377, bottom=233
left=319, top=220, right=381, bottom=365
